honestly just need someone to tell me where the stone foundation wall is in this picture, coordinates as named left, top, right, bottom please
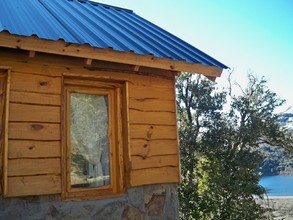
left=0, top=183, right=179, bottom=220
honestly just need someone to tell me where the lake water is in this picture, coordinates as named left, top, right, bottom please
left=260, top=176, right=293, bottom=196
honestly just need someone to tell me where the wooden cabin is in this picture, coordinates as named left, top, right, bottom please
left=0, top=0, right=227, bottom=219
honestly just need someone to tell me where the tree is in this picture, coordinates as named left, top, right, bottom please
left=176, top=73, right=292, bottom=219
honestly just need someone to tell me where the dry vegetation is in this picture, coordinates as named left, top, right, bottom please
left=257, top=197, right=293, bottom=219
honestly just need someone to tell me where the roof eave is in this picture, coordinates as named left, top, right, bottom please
left=0, top=32, right=224, bottom=78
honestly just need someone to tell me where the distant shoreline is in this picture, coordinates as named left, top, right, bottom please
left=254, top=196, right=293, bottom=199
left=267, top=196, right=293, bottom=199
left=256, top=196, right=293, bottom=219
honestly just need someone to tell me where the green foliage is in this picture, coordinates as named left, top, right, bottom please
left=176, top=73, right=292, bottom=220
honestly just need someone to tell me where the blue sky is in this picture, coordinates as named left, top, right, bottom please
left=96, top=0, right=293, bottom=112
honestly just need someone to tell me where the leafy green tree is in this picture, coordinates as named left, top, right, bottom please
left=176, top=73, right=292, bottom=219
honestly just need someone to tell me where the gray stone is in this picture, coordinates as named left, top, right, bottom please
left=0, top=183, right=179, bottom=220
left=91, top=201, right=125, bottom=220
left=161, top=184, right=179, bottom=220
left=127, top=186, right=145, bottom=210
left=144, top=188, right=165, bottom=205
left=146, top=195, right=165, bottom=217
left=122, top=205, right=145, bottom=220
left=83, top=204, right=96, bottom=212
left=48, top=205, right=59, bottom=218
left=0, top=196, right=11, bottom=212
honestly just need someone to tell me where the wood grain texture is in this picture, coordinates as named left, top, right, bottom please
left=8, top=122, right=60, bottom=140
left=8, top=158, right=60, bottom=176
left=10, top=91, right=61, bottom=106
left=131, top=154, right=179, bottom=170
left=0, top=32, right=224, bottom=77
left=63, top=71, right=174, bottom=88
left=0, top=47, right=183, bottom=190
left=2, top=69, right=11, bottom=196
left=129, top=110, right=177, bottom=125
left=128, top=85, right=175, bottom=101
left=130, top=139, right=179, bottom=157
left=130, top=167, right=180, bottom=186
left=0, top=48, right=176, bottom=79
left=121, top=82, right=131, bottom=187
left=9, top=103, right=60, bottom=123
left=130, top=125, right=178, bottom=140
left=8, top=140, right=60, bottom=159
left=10, top=72, right=61, bottom=94
left=0, top=48, right=176, bottom=85
left=0, top=57, right=64, bottom=77
left=7, top=175, right=61, bottom=197
left=0, top=71, right=6, bottom=194
left=129, top=98, right=175, bottom=112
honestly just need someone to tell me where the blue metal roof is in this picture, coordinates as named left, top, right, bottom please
left=0, top=0, right=228, bottom=69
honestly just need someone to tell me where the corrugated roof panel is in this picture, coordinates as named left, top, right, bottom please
left=94, top=5, right=170, bottom=57
left=0, top=0, right=228, bottom=69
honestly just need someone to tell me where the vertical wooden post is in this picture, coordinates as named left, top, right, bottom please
left=0, top=71, right=5, bottom=195
left=0, top=68, right=10, bottom=196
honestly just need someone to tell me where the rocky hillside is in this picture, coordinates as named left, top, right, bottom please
left=278, top=112, right=293, bottom=130
left=259, top=112, right=293, bottom=176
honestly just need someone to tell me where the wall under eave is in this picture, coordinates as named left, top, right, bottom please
left=0, top=47, right=180, bottom=219
left=0, top=47, right=180, bottom=195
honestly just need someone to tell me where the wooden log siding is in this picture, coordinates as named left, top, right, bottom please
left=128, top=82, right=180, bottom=186
left=0, top=48, right=180, bottom=197
left=4, top=57, right=62, bottom=196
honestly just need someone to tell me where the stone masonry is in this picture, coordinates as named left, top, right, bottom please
left=0, top=183, right=179, bottom=220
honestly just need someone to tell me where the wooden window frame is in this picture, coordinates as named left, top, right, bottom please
left=62, top=76, right=126, bottom=200
left=0, top=67, right=10, bottom=196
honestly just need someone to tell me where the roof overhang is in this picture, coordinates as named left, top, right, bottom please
left=0, top=32, right=223, bottom=78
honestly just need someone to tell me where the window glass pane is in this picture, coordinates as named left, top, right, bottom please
left=70, top=92, right=110, bottom=188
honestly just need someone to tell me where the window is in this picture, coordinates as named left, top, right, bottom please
left=62, top=76, right=125, bottom=200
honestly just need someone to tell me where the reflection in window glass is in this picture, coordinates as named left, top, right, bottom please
left=70, top=92, right=110, bottom=188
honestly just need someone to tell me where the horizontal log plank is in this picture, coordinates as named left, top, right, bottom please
left=131, top=154, right=179, bottom=170
left=130, top=139, right=179, bottom=157
left=0, top=56, right=63, bottom=77
left=129, top=110, right=177, bottom=125
left=9, top=103, right=60, bottom=123
left=130, top=125, right=178, bottom=140
left=0, top=51, right=175, bottom=87
left=7, top=175, right=61, bottom=197
left=63, top=71, right=174, bottom=88
left=10, top=91, right=61, bottom=106
left=63, top=78, right=122, bottom=90
left=0, top=32, right=223, bottom=77
left=8, top=122, right=60, bottom=140
left=8, top=140, right=60, bottom=158
left=8, top=158, right=60, bottom=176
left=130, top=167, right=180, bottom=186
left=10, top=72, right=61, bottom=94
left=0, top=48, right=176, bottom=78
left=128, top=85, right=175, bottom=100
left=129, top=98, right=175, bottom=112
